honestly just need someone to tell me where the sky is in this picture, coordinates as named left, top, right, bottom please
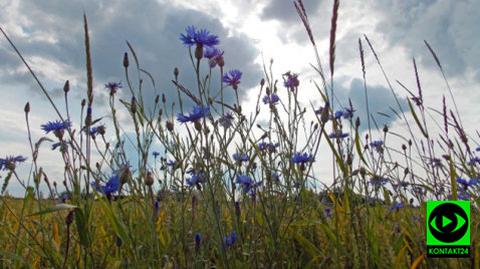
left=0, top=0, right=479, bottom=197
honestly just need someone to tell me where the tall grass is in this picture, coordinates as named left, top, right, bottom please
left=0, top=1, right=478, bottom=268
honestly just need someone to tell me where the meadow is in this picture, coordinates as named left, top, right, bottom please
left=0, top=0, right=479, bottom=268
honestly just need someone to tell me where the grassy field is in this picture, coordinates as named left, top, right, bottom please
left=1, top=0, right=479, bottom=268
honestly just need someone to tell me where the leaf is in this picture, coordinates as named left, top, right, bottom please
left=424, top=41, right=443, bottom=71
left=126, top=41, right=140, bottom=71
left=29, top=203, right=77, bottom=217
left=410, top=254, right=425, bottom=269
left=53, top=222, right=60, bottom=251
left=394, top=245, right=408, bottom=269
left=140, top=68, right=156, bottom=88
left=355, top=129, right=367, bottom=165
left=407, top=99, right=428, bottom=138
left=292, top=231, right=321, bottom=259
left=101, top=200, right=131, bottom=247
left=34, top=137, right=54, bottom=149
left=319, top=223, right=336, bottom=243
left=322, top=128, right=347, bottom=176
left=80, top=117, right=104, bottom=132
left=75, top=207, right=91, bottom=247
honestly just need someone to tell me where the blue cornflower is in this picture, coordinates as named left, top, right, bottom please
left=390, top=202, right=404, bottom=212
left=283, top=71, right=299, bottom=91
left=468, top=157, right=480, bottom=165
left=332, top=108, right=355, bottom=120
left=223, top=69, right=242, bottom=90
left=291, top=152, right=314, bottom=164
left=105, top=82, right=122, bottom=95
left=224, top=231, right=237, bottom=248
left=258, top=141, right=279, bottom=153
left=218, top=113, right=234, bottom=128
left=91, top=174, right=120, bottom=196
left=328, top=131, right=349, bottom=139
left=152, top=151, right=160, bottom=158
left=236, top=175, right=253, bottom=187
left=369, top=176, right=388, bottom=187
left=333, top=110, right=344, bottom=119
left=457, top=191, right=471, bottom=201
left=370, top=140, right=384, bottom=149
left=430, top=158, right=442, bottom=168
left=393, top=181, right=409, bottom=190
left=51, top=141, right=68, bottom=151
left=232, top=153, right=249, bottom=163
left=177, top=106, right=210, bottom=123
left=195, top=233, right=202, bottom=244
left=204, top=47, right=224, bottom=68
left=262, top=93, right=280, bottom=105
left=52, top=142, right=62, bottom=151
left=456, top=177, right=478, bottom=188
left=236, top=174, right=261, bottom=194
left=204, top=46, right=222, bottom=59
left=60, top=192, right=69, bottom=203
left=342, top=107, right=355, bottom=119
left=271, top=172, right=281, bottom=181
left=412, top=186, right=426, bottom=196
left=41, top=120, right=71, bottom=136
left=0, top=155, right=27, bottom=171
left=411, top=96, right=422, bottom=106
left=179, top=25, right=219, bottom=48
left=166, top=159, right=176, bottom=167
left=186, top=170, right=205, bottom=186
left=476, top=146, right=480, bottom=152
left=180, top=25, right=196, bottom=46
left=195, top=233, right=202, bottom=251
left=89, top=125, right=105, bottom=137
left=324, top=207, right=333, bottom=218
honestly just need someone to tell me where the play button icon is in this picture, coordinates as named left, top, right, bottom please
left=442, top=216, right=452, bottom=228
left=428, top=202, right=469, bottom=243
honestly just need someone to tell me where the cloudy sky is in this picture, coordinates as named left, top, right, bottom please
left=1, top=0, right=479, bottom=196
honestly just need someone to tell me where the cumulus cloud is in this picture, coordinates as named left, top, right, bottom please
left=372, top=0, right=480, bottom=80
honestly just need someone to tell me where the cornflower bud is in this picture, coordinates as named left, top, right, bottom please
left=63, top=80, right=70, bottom=93
left=145, top=171, right=154, bottom=186
left=195, top=44, right=203, bottom=60
left=24, top=102, right=30, bottom=113
left=130, top=97, right=137, bottom=114
left=166, top=120, right=174, bottom=132
left=174, top=67, right=179, bottom=79
left=123, top=52, right=129, bottom=68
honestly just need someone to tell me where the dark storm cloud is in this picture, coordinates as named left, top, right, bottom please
left=0, top=0, right=261, bottom=109
left=333, top=78, right=408, bottom=130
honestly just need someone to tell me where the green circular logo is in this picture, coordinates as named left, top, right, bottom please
left=428, top=202, right=468, bottom=243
